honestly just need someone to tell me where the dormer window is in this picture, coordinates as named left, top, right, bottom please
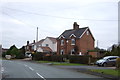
left=71, top=38, right=75, bottom=45
left=61, top=40, right=64, bottom=46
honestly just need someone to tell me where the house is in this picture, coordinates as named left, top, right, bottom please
left=57, top=22, right=95, bottom=56
left=25, top=37, right=57, bottom=54
left=41, top=37, right=57, bottom=52
left=37, top=47, right=52, bottom=53
left=2, top=48, right=8, bottom=53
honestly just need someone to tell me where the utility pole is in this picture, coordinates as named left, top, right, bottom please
left=36, top=27, right=38, bottom=52
left=97, top=40, right=99, bottom=48
left=36, top=27, right=38, bottom=42
left=96, top=40, right=99, bottom=58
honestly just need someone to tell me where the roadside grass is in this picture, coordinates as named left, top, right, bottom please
left=37, top=61, right=86, bottom=66
left=90, top=69, right=120, bottom=76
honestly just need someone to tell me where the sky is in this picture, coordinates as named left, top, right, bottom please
left=0, top=0, right=119, bottom=49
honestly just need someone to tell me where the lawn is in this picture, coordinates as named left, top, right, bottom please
left=91, top=69, right=120, bottom=76
left=37, top=61, right=86, bottom=66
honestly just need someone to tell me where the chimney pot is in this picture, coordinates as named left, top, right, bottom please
left=33, top=40, right=35, bottom=43
left=73, top=22, right=79, bottom=30
left=27, top=41, right=29, bottom=45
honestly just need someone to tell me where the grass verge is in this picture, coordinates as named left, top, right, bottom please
left=37, top=61, right=86, bottom=66
left=91, top=69, right=120, bottom=76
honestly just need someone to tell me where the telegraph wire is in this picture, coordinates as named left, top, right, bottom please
left=2, top=11, right=58, bottom=36
left=2, top=7, right=118, bottom=21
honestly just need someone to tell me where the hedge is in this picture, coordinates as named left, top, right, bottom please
left=69, top=55, right=92, bottom=64
left=51, top=55, right=64, bottom=62
left=32, top=52, right=43, bottom=60
left=43, top=56, right=52, bottom=61
left=116, top=58, right=120, bottom=69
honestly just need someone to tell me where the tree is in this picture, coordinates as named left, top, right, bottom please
left=16, top=46, right=25, bottom=59
left=10, top=46, right=18, bottom=56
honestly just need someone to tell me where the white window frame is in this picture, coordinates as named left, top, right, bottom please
left=71, top=49, right=75, bottom=55
left=60, top=49, right=64, bottom=55
left=71, top=38, right=75, bottom=45
left=61, top=40, right=64, bottom=46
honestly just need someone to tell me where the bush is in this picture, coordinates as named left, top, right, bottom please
left=32, top=52, right=43, bottom=60
left=16, top=53, right=25, bottom=59
left=51, top=55, right=64, bottom=62
left=43, top=56, right=52, bottom=61
left=69, top=55, right=91, bottom=64
left=2, top=52, right=6, bottom=57
left=116, top=58, right=120, bottom=69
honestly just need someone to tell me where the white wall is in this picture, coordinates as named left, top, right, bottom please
left=42, top=38, right=57, bottom=52
left=37, top=47, right=43, bottom=52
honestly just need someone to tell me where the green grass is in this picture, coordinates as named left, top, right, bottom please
left=91, top=69, right=120, bottom=76
left=37, top=61, right=86, bottom=66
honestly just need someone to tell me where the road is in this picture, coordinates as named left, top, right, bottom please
left=2, top=60, right=110, bottom=80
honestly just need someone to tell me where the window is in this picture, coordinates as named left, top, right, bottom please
left=71, top=38, right=75, bottom=45
left=46, top=44, right=49, bottom=47
left=61, top=40, right=64, bottom=46
left=87, top=31, right=89, bottom=35
left=60, top=49, right=64, bottom=55
left=71, top=49, right=75, bottom=55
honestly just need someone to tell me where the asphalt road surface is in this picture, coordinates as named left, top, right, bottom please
left=2, top=60, right=110, bottom=80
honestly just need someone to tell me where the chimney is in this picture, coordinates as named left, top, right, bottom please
left=33, top=40, right=35, bottom=43
left=27, top=41, right=29, bottom=45
left=73, top=22, right=79, bottom=30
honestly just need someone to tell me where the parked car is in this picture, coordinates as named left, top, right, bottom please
left=95, top=56, right=119, bottom=67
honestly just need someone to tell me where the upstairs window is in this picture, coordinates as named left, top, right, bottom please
left=61, top=40, right=64, bottom=46
left=46, top=44, right=49, bottom=47
left=71, top=38, right=75, bottom=45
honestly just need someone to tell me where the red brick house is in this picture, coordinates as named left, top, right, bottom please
left=57, top=22, right=95, bottom=56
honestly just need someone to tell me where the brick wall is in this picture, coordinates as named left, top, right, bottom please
left=57, top=29, right=95, bottom=56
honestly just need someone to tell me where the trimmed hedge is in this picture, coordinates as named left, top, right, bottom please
left=43, top=56, right=52, bottom=61
left=51, top=55, right=64, bottom=62
left=69, top=55, right=92, bottom=64
left=32, top=52, right=43, bottom=60
left=33, top=53, right=65, bottom=62
left=116, top=58, right=120, bottom=69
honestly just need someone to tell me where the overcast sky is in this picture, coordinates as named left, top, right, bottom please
left=0, top=0, right=119, bottom=49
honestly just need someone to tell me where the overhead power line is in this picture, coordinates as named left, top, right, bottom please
left=2, top=7, right=118, bottom=21
left=2, top=11, right=58, bottom=36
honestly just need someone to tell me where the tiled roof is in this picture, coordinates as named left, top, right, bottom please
left=59, top=27, right=88, bottom=39
left=40, top=47, right=52, bottom=52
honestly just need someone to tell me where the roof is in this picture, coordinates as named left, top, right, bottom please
left=59, top=27, right=88, bottom=39
left=40, top=47, right=52, bottom=52
left=47, top=37, right=57, bottom=43
left=35, top=39, right=45, bottom=45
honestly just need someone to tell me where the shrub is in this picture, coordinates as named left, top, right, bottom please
left=116, top=58, right=120, bottom=69
left=32, top=52, right=43, bottom=60
left=51, top=55, right=64, bottom=62
left=2, top=52, right=6, bottom=57
left=69, top=55, right=91, bottom=64
left=43, top=56, right=52, bottom=61
left=16, top=53, right=25, bottom=59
